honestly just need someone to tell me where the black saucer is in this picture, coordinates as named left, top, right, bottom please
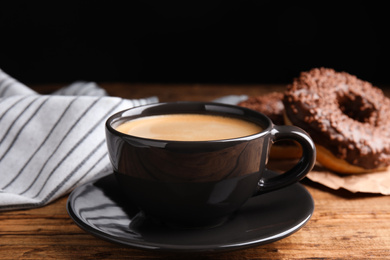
left=67, top=173, right=314, bottom=253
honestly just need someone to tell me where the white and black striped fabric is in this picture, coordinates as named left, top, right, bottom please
left=0, top=69, right=158, bottom=211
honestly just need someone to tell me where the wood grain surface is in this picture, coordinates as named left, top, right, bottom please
left=1, top=83, right=390, bottom=259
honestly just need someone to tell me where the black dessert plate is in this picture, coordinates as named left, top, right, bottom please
left=66, top=172, right=314, bottom=253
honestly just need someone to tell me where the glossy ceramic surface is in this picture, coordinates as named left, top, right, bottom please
left=105, top=102, right=316, bottom=226
left=67, top=172, right=314, bottom=253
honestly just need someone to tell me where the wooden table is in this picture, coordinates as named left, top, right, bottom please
left=2, top=83, right=390, bottom=259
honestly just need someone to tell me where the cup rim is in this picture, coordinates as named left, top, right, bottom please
left=105, top=101, right=273, bottom=143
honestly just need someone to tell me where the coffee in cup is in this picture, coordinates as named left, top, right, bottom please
left=105, top=102, right=316, bottom=227
left=115, top=114, right=263, bottom=141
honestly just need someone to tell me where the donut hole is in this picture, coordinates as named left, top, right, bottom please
left=337, top=93, right=376, bottom=124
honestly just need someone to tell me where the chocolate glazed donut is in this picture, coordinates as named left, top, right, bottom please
left=238, top=92, right=302, bottom=159
left=283, top=68, right=390, bottom=174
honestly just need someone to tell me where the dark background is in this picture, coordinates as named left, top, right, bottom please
left=1, top=1, right=389, bottom=87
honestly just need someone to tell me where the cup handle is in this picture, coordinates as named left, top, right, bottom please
left=255, top=125, right=316, bottom=194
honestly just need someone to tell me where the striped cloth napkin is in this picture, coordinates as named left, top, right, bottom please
left=0, top=69, right=158, bottom=211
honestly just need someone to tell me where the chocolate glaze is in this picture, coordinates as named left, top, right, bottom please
left=239, top=92, right=299, bottom=149
left=283, top=68, right=390, bottom=169
left=238, top=92, right=284, bottom=125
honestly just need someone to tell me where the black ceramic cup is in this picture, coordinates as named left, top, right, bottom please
left=105, top=102, right=316, bottom=227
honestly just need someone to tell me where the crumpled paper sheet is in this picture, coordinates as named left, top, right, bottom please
left=307, top=165, right=390, bottom=195
left=268, top=160, right=390, bottom=195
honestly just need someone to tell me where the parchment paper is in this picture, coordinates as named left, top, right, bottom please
left=307, top=166, right=390, bottom=195
left=268, top=160, right=390, bottom=195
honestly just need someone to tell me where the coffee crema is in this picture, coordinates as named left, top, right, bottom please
left=115, top=114, right=263, bottom=141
